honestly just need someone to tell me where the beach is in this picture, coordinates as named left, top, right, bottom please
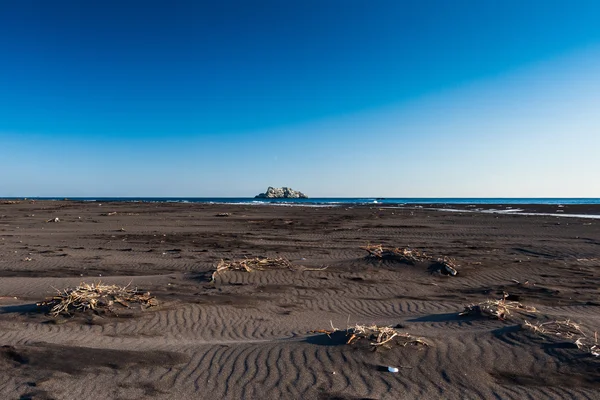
left=0, top=200, right=599, bottom=399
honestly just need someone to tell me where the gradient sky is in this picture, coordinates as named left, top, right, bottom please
left=1, top=1, right=599, bottom=197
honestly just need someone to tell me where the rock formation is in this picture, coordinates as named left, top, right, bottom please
left=255, top=187, right=308, bottom=199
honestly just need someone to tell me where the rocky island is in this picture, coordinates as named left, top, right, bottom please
left=255, top=186, right=308, bottom=199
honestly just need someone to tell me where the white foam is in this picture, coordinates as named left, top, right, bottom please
left=206, top=201, right=336, bottom=208
left=510, top=212, right=600, bottom=219
left=432, top=207, right=600, bottom=219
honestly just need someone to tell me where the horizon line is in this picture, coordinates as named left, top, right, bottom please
left=2, top=196, right=599, bottom=200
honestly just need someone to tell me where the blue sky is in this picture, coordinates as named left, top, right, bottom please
left=1, top=1, right=599, bottom=197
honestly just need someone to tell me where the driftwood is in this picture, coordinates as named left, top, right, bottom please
left=38, top=282, right=158, bottom=317
left=460, top=294, right=536, bottom=320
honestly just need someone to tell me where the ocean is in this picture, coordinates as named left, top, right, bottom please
left=9, top=197, right=600, bottom=206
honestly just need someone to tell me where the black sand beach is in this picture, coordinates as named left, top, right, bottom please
left=0, top=201, right=599, bottom=399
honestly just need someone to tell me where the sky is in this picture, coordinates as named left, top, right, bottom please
left=1, top=0, right=599, bottom=197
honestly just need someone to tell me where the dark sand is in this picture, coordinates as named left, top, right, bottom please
left=0, top=201, right=599, bottom=399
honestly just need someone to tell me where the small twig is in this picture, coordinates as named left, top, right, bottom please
left=330, top=320, right=339, bottom=331
left=372, top=332, right=398, bottom=347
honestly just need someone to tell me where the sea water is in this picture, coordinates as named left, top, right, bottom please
left=8, top=197, right=600, bottom=206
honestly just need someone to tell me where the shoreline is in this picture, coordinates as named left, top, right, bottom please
left=5, top=198, right=600, bottom=217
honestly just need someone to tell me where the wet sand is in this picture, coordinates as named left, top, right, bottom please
left=0, top=201, right=599, bottom=399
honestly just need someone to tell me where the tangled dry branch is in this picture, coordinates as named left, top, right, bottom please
left=38, top=282, right=158, bottom=317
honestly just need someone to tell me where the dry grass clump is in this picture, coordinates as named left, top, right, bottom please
left=361, top=244, right=429, bottom=264
left=460, top=294, right=536, bottom=320
left=524, top=320, right=599, bottom=356
left=212, top=257, right=293, bottom=282
left=311, top=323, right=428, bottom=349
left=347, top=324, right=429, bottom=348
left=38, top=282, right=158, bottom=317
left=524, top=319, right=584, bottom=338
left=211, top=256, right=328, bottom=282
left=362, top=244, right=460, bottom=275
